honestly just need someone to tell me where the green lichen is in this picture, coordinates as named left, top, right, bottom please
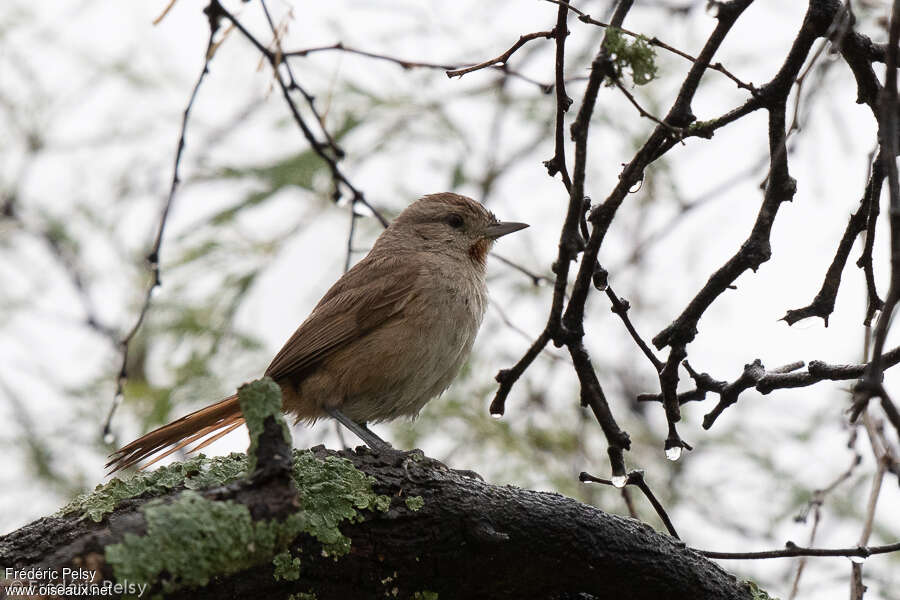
left=238, top=377, right=290, bottom=472
left=104, top=449, right=390, bottom=593
left=56, top=453, right=248, bottom=522
left=291, top=449, right=391, bottom=553
left=603, top=27, right=658, bottom=86
left=288, top=593, right=317, bottom=600
left=84, top=378, right=391, bottom=593
left=412, top=592, right=439, bottom=600
left=272, top=550, right=301, bottom=581
left=106, top=491, right=302, bottom=592
left=404, top=496, right=425, bottom=512
left=59, top=376, right=284, bottom=523
left=745, top=580, right=780, bottom=600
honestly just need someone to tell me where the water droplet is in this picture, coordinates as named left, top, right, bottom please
left=103, top=433, right=115, bottom=445
left=665, top=446, right=683, bottom=461
left=706, top=1, right=721, bottom=17
left=490, top=412, right=503, bottom=420
left=611, top=475, right=627, bottom=488
left=849, top=555, right=866, bottom=564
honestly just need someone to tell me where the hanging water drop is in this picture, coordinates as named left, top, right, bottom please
left=103, top=432, right=115, bottom=445
left=665, top=446, right=683, bottom=461
left=611, top=474, right=627, bottom=488
left=491, top=412, right=503, bottom=420
left=849, top=555, right=866, bottom=564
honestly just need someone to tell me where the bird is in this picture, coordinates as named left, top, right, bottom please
left=107, top=193, right=528, bottom=472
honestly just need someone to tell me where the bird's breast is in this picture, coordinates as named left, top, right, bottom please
left=362, top=264, right=486, bottom=420
left=299, top=259, right=489, bottom=424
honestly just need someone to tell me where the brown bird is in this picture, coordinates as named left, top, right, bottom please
left=107, top=193, right=528, bottom=472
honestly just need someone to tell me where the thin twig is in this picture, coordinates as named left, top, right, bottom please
left=604, top=280, right=663, bottom=372
left=286, top=42, right=552, bottom=92
left=213, top=0, right=389, bottom=227
left=612, top=78, right=682, bottom=134
left=288, top=42, right=456, bottom=70
left=853, top=0, right=900, bottom=439
left=445, top=30, right=555, bottom=79
left=260, top=0, right=341, bottom=156
left=637, top=349, right=900, bottom=425
left=580, top=470, right=679, bottom=539
left=491, top=252, right=551, bottom=286
left=697, top=541, right=900, bottom=560
left=544, top=0, right=755, bottom=92
left=344, top=207, right=361, bottom=273
left=790, top=449, right=861, bottom=599
left=543, top=0, right=573, bottom=189
left=102, top=3, right=221, bottom=440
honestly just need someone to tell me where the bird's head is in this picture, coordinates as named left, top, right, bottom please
left=381, top=193, right=528, bottom=266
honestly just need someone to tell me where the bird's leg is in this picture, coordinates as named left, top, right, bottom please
left=325, top=407, right=482, bottom=480
left=325, top=407, right=393, bottom=452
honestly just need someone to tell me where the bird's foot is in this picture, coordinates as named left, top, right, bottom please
left=368, top=446, right=482, bottom=482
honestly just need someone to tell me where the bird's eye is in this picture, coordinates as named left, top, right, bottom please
left=447, top=214, right=464, bottom=228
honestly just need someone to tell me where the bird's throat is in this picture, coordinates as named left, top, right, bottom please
left=468, top=239, right=491, bottom=266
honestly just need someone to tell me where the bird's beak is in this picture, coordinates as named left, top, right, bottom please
left=483, top=221, right=529, bottom=239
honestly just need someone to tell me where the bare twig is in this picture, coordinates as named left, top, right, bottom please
left=445, top=30, right=555, bottom=79
left=491, top=252, right=551, bottom=286
left=611, top=78, right=683, bottom=134
left=260, top=0, right=341, bottom=156
left=212, top=0, right=389, bottom=227
left=697, top=541, right=900, bottom=560
left=286, top=42, right=552, bottom=92
left=542, top=0, right=573, bottom=189
left=603, top=278, right=663, bottom=372
left=103, top=3, right=221, bottom=440
left=288, top=42, right=454, bottom=70
left=783, top=154, right=884, bottom=326
left=544, top=0, right=755, bottom=92
left=580, top=470, right=679, bottom=539
left=789, top=451, right=861, bottom=600
left=637, top=348, right=900, bottom=426
left=852, top=0, right=900, bottom=440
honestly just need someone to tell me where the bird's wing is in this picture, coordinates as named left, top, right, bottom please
left=264, top=255, right=419, bottom=381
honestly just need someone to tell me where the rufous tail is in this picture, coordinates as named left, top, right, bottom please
left=106, top=394, right=244, bottom=474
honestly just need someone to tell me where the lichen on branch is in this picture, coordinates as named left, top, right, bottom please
left=603, top=27, right=658, bottom=86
